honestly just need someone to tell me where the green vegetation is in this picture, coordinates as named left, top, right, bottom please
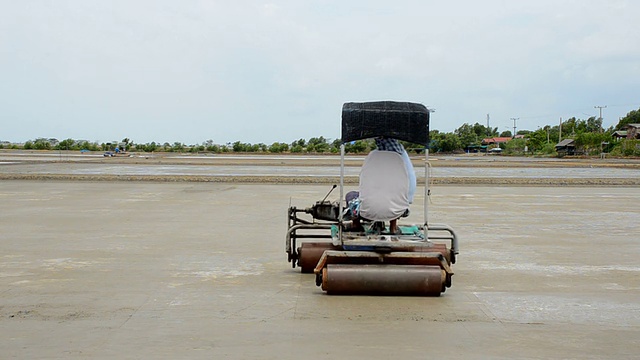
left=6, top=107, right=640, bottom=157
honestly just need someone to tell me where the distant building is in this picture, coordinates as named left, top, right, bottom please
left=613, top=131, right=627, bottom=141
left=555, top=139, right=576, bottom=156
left=481, top=137, right=513, bottom=145
left=481, top=135, right=524, bottom=146
left=465, top=144, right=486, bottom=153
left=626, top=124, right=640, bottom=139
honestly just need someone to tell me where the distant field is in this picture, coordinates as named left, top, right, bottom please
left=1, top=150, right=639, bottom=186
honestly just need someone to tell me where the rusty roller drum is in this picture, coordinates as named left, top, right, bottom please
left=321, top=264, right=445, bottom=296
left=298, top=242, right=339, bottom=273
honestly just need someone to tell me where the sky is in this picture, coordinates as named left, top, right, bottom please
left=1, top=0, right=639, bottom=145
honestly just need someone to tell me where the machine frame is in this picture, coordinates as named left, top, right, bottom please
left=285, top=101, right=459, bottom=295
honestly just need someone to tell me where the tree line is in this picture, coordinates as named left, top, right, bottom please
left=5, top=107, right=640, bottom=157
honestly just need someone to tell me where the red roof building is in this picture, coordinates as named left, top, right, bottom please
left=482, top=137, right=513, bottom=145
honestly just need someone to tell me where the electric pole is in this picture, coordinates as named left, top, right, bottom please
left=427, top=108, right=435, bottom=141
left=487, top=114, right=490, bottom=136
left=594, top=105, right=606, bottom=132
left=510, top=117, right=519, bottom=138
left=559, top=117, right=562, bottom=142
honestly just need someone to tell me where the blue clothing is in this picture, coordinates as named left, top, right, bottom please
left=401, top=149, right=416, bottom=203
left=375, top=137, right=404, bottom=154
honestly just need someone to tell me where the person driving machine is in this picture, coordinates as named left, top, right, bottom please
left=344, top=137, right=416, bottom=234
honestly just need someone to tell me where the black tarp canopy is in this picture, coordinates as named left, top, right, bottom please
left=341, top=101, right=430, bottom=146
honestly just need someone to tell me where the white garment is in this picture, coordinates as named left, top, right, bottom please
left=358, top=150, right=410, bottom=221
left=400, top=149, right=416, bottom=203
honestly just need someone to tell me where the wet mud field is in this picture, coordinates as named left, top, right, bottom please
left=1, top=153, right=639, bottom=358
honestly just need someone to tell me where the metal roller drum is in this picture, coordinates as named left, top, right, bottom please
left=321, top=264, right=445, bottom=296
left=298, top=242, right=339, bottom=273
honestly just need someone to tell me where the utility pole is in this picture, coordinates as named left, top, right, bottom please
left=510, top=117, right=519, bottom=138
left=559, top=117, right=562, bottom=142
left=487, top=114, right=490, bottom=136
left=594, top=105, right=607, bottom=132
left=426, top=108, right=436, bottom=143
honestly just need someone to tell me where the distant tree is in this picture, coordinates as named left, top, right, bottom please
left=330, top=139, right=342, bottom=153
left=455, top=123, right=481, bottom=148
left=585, top=116, right=602, bottom=133
left=560, top=116, right=602, bottom=138
left=268, top=142, right=289, bottom=153
left=246, top=144, right=258, bottom=152
left=615, top=108, right=640, bottom=130
left=170, top=142, right=183, bottom=152
left=575, top=132, right=611, bottom=155
left=121, top=138, right=131, bottom=151
left=399, top=141, right=424, bottom=154
left=316, top=142, right=330, bottom=153
left=612, top=139, right=640, bottom=156
left=525, top=132, right=542, bottom=153
left=562, top=117, right=578, bottom=136
left=56, top=138, right=76, bottom=151
left=203, top=140, right=219, bottom=152
left=78, top=141, right=99, bottom=151
left=33, top=138, right=51, bottom=150
left=470, top=122, right=498, bottom=138
left=439, top=133, right=462, bottom=152
left=504, top=138, right=526, bottom=155
left=143, top=142, right=158, bottom=152
left=429, top=131, right=461, bottom=153
left=304, top=136, right=329, bottom=153
left=307, top=136, right=328, bottom=149
left=232, top=141, right=245, bottom=152
left=538, top=142, right=557, bottom=155
left=427, top=130, right=442, bottom=152
left=190, top=144, right=205, bottom=153
left=344, top=140, right=369, bottom=153
left=292, top=138, right=306, bottom=148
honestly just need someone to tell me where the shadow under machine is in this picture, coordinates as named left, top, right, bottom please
left=285, top=101, right=459, bottom=296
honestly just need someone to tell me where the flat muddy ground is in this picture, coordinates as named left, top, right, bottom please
left=1, top=174, right=639, bottom=358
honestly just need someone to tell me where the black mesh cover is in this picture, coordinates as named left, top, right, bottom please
left=341, top=101, right=430, bottom=145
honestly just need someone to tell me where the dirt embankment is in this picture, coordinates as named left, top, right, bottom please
left=1, top=173, right=638, bottom=187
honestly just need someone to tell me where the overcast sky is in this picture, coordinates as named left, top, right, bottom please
left=2, top=0, right=639, bottom=145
